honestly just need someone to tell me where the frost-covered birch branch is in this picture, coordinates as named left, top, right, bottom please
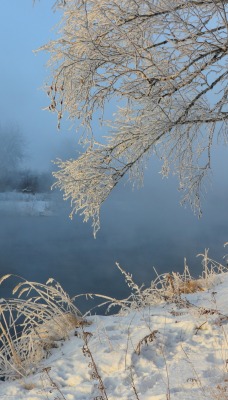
left=38, top=0, right=227, bottom=234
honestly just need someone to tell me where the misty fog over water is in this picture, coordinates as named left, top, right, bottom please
left=0, top=162, right=227, bottom=314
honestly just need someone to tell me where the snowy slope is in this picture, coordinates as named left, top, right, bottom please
left=1, top=271, right=228, bottom=399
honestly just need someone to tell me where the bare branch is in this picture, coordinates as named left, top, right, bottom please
left=40, top=0, right=228, bottom=234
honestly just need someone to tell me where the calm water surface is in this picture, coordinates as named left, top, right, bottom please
left=0, top=177, right=227, bottom=313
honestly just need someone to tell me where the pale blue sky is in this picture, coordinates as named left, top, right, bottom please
left=0, top=1, right=77, bottom=170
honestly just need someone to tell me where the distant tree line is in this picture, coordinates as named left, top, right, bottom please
left=0, top=170, right=53, bottom=194
left=0, top=125, right=53, bottom=194
left=0, top=167, right=54, bottom=195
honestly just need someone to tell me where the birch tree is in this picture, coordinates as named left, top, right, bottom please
left=40, top=0, right=228, bottom=235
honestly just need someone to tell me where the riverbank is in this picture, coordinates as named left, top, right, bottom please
left=0, top=251, right=228, bottom=399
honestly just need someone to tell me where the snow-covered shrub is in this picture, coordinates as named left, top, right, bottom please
left=0, top=276, right=82, bottom=381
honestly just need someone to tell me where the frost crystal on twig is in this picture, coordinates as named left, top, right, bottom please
left=40, top=0, right=228, bottom=235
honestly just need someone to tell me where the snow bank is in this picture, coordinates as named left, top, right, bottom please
left=1, top=271, right=228, bottom=399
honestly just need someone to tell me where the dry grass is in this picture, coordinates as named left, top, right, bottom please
left=82, top=249, right=227, bottom=315
left=0, top=275, right=82, bottom=381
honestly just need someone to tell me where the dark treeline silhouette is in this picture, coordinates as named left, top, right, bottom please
left=0, top=170, right=53, bottom=194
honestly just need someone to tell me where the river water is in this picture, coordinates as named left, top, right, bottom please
left=0, top=174, right=227, bottom=314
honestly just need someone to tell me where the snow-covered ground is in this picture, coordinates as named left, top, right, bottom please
left=1, top=270, right=228, bottom=399
left=0, top=192, right=54, bottom=216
